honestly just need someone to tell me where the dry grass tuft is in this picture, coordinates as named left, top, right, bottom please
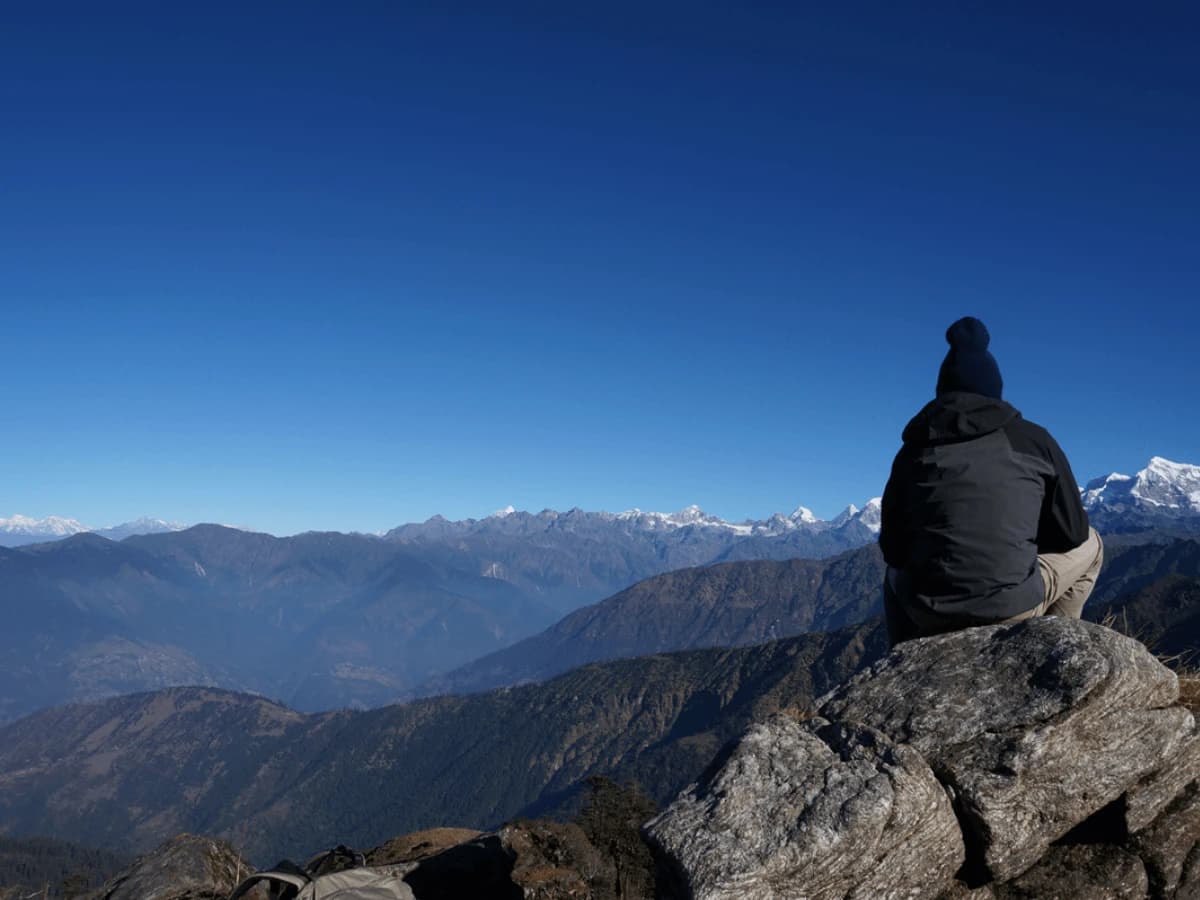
left=1177, top=673, right=1200, bottom=715
left=779, top=705, right=821, bottom=723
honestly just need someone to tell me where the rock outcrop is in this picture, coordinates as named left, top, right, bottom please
left=647, top=617, right=1200, bottom=899
left=818, top=616, right=1193, bottom=881
left=643, top=716, right=963, bottom=900
left=89, top=833, right=251, bottom=900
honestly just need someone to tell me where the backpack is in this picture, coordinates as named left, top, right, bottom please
left=228, top=845, right=416, bottom=900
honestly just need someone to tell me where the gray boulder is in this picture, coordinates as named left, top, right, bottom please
left=818, top=617, right=1193, bottom=881
left=91, top=833, right=250, bottom=900
left=643, top=714, right=964, bottom=900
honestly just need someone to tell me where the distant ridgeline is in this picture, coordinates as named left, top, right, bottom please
left=0, top=457, right=1194, bottom=727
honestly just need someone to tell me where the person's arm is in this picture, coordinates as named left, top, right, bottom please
left=1036, top=432, right=1090, bottom=554
left=879, top=447, right=910, bottom=568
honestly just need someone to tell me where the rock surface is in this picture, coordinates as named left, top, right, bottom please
left=643, top=714, right=963, bottom=900
left=1124, top=729, right=1200, bottom=833
left=818, top=617, right=1193, bottom=880
left=91, top=833, right=250, bottom=900
left=1130, top=781, right=1200, bottom=898
left=1177, top=845, right=1200, bottom=900
left=991, top=844, right=1148, bottom=899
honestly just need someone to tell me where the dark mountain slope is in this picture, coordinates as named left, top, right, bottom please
left=423, top=537, right=1200, bottom=698
left=0, top=835, right=128, bottom=895
left=1089, top=574, right=1200, bottom=662
left=0, top=619, right=887, bottom=864
left=1087, top=537, right=1200, bottom=605
left=416, top=544, right=886, bottom=697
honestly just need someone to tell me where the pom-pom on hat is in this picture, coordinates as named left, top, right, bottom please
left=936, top=316, right=1003, bottom=399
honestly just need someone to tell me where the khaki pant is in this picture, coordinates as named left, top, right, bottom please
left=884, top=528, right=1105, bottom=645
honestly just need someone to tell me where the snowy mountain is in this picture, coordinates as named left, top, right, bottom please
left=1082, top=457, right=1200, bottom=531
left=0, top=516, right=187, bottom=547
left=0, top=514, right=89, bottom=545
left=385, top=502, right=885, bottom=614
left=5, top=455, right=1193, bottom=552
left=94, top=518, right=189, bottom=542
left=471, top=499, right=882, bottom=539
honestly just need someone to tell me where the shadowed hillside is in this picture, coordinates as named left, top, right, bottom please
left=422, top=537, right=1200, bottom=699
left=0, top=836, right=128, bottom=897
left=417, top=544, right=886, bottom=697
left=0, top=619, right=887, bottom=864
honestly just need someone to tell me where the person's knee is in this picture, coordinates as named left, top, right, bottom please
left=1088, top=527, right=1104, bottom=575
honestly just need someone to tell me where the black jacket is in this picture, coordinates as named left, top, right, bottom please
left=879, top=392, right=1090, bottom=621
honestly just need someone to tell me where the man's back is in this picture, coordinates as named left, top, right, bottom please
left=879, top=316, right=1100, bottom=645
left=880, top=392, right=1088, bottom=622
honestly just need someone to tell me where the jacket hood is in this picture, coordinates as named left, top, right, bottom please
left=901, top=392, right=1021, bottom=447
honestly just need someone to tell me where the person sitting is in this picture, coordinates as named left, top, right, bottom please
left=879, top=316, right=1103, bottom=646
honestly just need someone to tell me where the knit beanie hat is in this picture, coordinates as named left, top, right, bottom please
left=936, top=316, right=1003, bottom=399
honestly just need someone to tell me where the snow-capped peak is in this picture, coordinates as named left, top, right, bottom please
left=790, top=506, right=819, bottom=525
left=0, top=514, right=89, bottom=537
left=856, top=497, right=883, bottom=534
left=0, top=515, right=188, bottom=546
left=828, top=498, right=881, bottom=533
left=490, top=505, right=517, bottom=518
left=1082, top=457, right=1200, bottom=518
left=667, top=504, right=709, bottom=525
left=121, top=516, right=182, bottom=529
left=1148, top=456, right=1194, bottom=473
left=830, top=504, right=859, bottom=527
left=1133, top=457, right=1200, bottom=510
left=94, top=518, right=188, bottom=541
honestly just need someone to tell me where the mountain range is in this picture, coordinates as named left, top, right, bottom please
left=1082, top=456, right=1200, bottom=532
left=0, top=457, right=1195, bottom=726
left=0, top=502, right=881, bottom=549
left=0, top=506, right=879, bottom=724
left=6, top=455, right=1196, bottom=549
left=1, top=536, right=1197, bottom=865
left=0, top=516, right=186, bottom=547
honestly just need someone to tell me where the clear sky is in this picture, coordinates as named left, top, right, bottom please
left=3, top=2, right=1197, bottom=535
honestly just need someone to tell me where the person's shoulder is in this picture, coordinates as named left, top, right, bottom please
left=1002, top=415, right=1063, bottom=458
left=1007, top=416, right=1052, bottom=441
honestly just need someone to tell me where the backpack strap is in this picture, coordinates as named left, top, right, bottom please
left=228, top=869, right=311, bottom=900
left=304, top=844, right=366, bottom=874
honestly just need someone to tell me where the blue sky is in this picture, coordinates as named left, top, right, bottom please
left=3, top=2, right=1197, bottom=534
